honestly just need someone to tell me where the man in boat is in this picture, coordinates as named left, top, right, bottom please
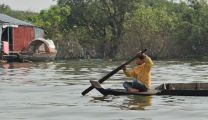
left=123, top=52, right=153, bottom=93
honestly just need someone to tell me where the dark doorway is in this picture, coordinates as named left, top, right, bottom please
left=2, top=27, right=13, bottom=51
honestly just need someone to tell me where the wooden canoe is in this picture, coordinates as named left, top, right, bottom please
left=90, top=80, right=160, bottom=96
left=156, top=83, right=208, bottom=96
left=3, top=38, right=57, bottom=63
left=90, top=80, right=208, bottom=96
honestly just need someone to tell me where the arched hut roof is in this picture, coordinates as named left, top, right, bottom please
left=28, top=38, right=56, bottom=53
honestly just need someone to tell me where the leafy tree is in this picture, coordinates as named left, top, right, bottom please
left=57, top=0, right=139, bottom=58
left=120, top=2, right=178, bottom=58
left=4, top=0, right=208, bottom=59
left=30, top=5, right=71, bottom=40
left=0, top=4, right=38, bottom=22
left=172, top=0, right=208, bottom=57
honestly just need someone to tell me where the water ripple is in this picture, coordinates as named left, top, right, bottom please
left=1, top=60, right=208, bottom=120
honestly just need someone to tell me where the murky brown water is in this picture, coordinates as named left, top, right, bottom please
left=0, top=60, right=208, bottom=120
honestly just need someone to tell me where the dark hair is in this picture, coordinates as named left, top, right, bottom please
left=138, top=55, right=145, bottom=60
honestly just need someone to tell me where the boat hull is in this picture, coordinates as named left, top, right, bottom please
left=90, top=81, right=208, bottom=96
left=157, top=89, right=208, bottom=96
left=90, top=80, right=159, bottom=96
left=93, top=88, right=159, bottom=96
left=3, top=38, right=57, bottom=62
left=20, top=53, right=56, bottom=62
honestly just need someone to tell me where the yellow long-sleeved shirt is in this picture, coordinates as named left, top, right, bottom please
left=123, top=55, right=153, bottom=89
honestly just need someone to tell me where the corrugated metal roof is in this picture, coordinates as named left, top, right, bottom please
left=0, top=13, right=34, bottom=26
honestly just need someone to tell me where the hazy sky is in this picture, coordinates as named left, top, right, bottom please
left=0, top=0, right=57, bottom=12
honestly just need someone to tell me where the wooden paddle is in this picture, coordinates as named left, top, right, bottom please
left=81, top=49, right=147, bottom=96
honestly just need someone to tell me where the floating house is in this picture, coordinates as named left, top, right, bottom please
left=0, top=14, right=57, bottom=62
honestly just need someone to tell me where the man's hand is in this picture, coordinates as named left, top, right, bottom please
left=123, top=65, right=127, bottom=70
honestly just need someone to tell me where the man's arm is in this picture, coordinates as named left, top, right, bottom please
left=123, top=65, right=136, bottom=77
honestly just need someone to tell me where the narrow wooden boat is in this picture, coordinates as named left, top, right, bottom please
left=90, top=80, right=208, bottom=96
left=90, top=80, right=160, bottom=96
left=3, top=38, right=57, bottom=62
left=19, top=38, right=57, bottom=62
left=19, top=52, right=57, bottom=62
left=156, top=83, right=208, bottom=96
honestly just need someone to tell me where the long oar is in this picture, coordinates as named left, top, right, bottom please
left=81, top=49, right=147, bottom=96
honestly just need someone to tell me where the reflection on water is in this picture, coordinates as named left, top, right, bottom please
left=92, top=95, right=152, bottom=110
left=1, top=60, right=208, bottom=120
left=123, top=96, right=152, bottom=110
left=91, top=96, right=116, bottom=103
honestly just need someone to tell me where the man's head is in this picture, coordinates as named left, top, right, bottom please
left=136, top=55, right=145, bottom=65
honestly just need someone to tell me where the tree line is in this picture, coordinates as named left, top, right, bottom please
left=1, top=0, right=208, bottom=59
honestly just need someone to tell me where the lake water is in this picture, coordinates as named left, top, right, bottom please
left=0, top=60, right=208, bottom=120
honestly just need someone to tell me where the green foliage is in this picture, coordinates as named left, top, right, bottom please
left=0, top=4, right=38, bottom=22
left=30, top=5, right=71, bottom=40
left=42, top=0, right=208, bottom=59
left=172, top=0, right=208, bottom=57
left=56, top=0, right=140, bottom=58
left=121, top=3, right=178, bottom=58
left=2, top=0, right=208, bottom=59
